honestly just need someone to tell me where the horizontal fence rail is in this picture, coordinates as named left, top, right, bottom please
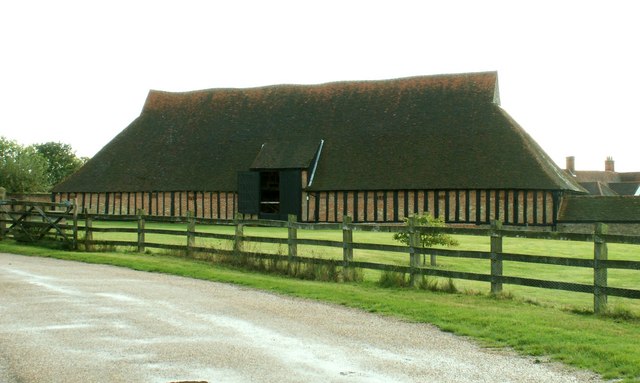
left=2, top=202, right=640, bottom=314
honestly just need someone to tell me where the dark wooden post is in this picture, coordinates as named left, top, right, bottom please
left=70, top=193, right=78, bottom=250
left=137, top=209, right=146, bottom=253
left=187, top=210, right=195, bottom=257
left=233, top=213, right=244, bottom=255
left=84, top=215, right=93, bottom=252
left=342, top=215, right=353, bottom=266
left=287, top=214, right=297, bottom=262
left=594, top=222, right=609, bottom=314
left=429, top=219, right=437, bottom=266
left=490, top=220, right=503, bottom=294
left=408, top=215, right=421, bottom=288
left=0, top=187, right=6, bottom=240
left=430, top=252, right=438, bottom=267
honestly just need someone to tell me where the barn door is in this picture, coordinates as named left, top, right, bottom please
left=238, top=169, right=301, bottom=220
left=279, top=169, right=302, bottom=221
left=237, top=171, right=260, bottom=215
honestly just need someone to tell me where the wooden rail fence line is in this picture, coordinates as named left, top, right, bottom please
left=2, top=201, right=640, bottom=314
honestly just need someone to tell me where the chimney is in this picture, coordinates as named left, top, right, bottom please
left=605, top=156, right=615, bottom=172
left=566, top=156, right=575, bottom=174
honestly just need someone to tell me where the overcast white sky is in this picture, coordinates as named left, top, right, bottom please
left=1, top=0, right=638, bottom=172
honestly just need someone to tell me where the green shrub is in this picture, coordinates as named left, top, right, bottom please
left=393, top=214, right=459, bottom=248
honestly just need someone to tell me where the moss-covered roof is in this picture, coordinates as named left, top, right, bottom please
left=54, top=71, right=584, bottom=193
left=558, top=196, right=640, bottom=222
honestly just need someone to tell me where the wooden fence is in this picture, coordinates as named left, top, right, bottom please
left=0, top=199, right=78, bottom=246
left=2, top=200, right=640, bottom=314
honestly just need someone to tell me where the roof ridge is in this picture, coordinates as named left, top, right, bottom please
left=147, top=71, right=498, bottom=94
left=142, top=71, right=499, bottom=113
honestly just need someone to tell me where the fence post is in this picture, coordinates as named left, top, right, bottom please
left=288, top=214, right=297, bottom=262
left=85, top=215, right=93, bottom=252
left=71, top=194, right=78, bottom=250
left=0, top=187, right=5, bottom=240
left=233, top=212, right=244, bottom=255
left=187, top=210, right=195, bottom=257
left=594, top=222, right=609, bottom=314
left=490, top=220, right=503, bottom=294
left=408, top=215, right=421, bottom=288
left=342, top=216, right=353, bottom=266
left=430, top=252, right=437, bottom=267
left=137, top=209, right=146, bottom=253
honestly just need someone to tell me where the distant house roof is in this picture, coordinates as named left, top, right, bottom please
left=567, top=160, right=640, bottom=196
left=620, top=172, right=640, bottom=182
left=578, top=182, right=618, bottom=196
left=54, top=71, right=584, bottom=194
left=608, top=183, right=640, bottom=196
left=558, top=196, right=640, bottom=223
left=573, top=171, right=621, bottom=184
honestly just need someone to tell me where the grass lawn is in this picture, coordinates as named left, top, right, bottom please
left=1, top=231, right=640, bottom=382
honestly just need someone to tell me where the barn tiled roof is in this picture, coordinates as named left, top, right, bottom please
left=250, top=140, right=321, bottom=170
left=54, top=71, right=584, bottom=193
left=558, top=196, right=640, bottom=222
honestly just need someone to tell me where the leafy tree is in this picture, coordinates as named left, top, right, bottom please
left=34, top=142, right=86, bottom=186
left=393, top=213, right=459, bottom=248
left=0, top=137, right=50, bottom=193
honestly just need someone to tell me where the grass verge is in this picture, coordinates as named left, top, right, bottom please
left=1, top=240, right=639, bottom=382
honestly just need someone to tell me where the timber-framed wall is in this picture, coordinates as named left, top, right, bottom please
left=303, top=189, right=559, bottom=225
left=53, top=191, right=239, bottom=220
left=54, top=188, right=562, bottom=226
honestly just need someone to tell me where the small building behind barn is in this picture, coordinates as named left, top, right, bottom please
left=53, top=72, right=585, bottom=226
left=559, top=157, right=640, bottom=234
left=565, top=156, right=640, bottom=196
left=557, top=196, right=640, bottom=235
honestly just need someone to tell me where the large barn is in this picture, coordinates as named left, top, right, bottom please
left=53, top=71, right=585, bottom=225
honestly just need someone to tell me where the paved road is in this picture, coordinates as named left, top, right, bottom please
left=0, top=253, right=602, bottom=383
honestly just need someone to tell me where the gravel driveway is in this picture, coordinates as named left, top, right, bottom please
left=0, top=253, right=602, bottom=383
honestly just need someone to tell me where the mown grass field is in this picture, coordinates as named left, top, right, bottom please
left=3, top=221, right=639, bottom=382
